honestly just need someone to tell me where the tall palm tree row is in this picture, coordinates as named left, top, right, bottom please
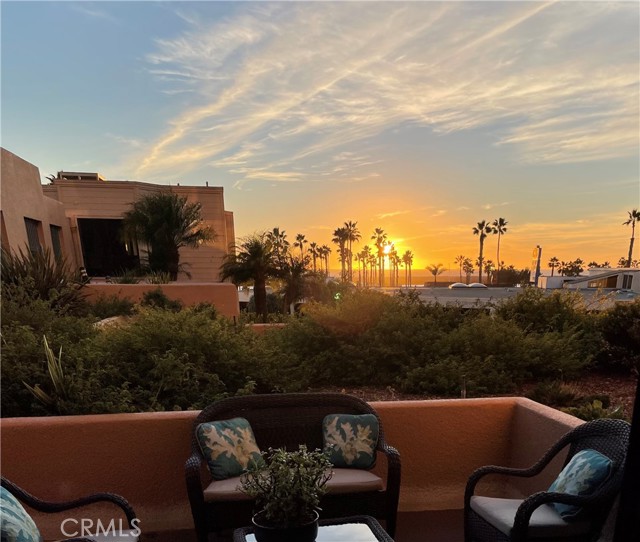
left=371, top=227, right=388, bottom=287
left=454, top=254, right=466, bottom=283
left=623, top=209, right=640, bottom=268
left=343, top=221, right=361, bottom=283
left=472, top=220, right=493, bottom=284
left=294, top=233, right=307, bottom=259
left=121, top=191, right=214, bottom=280
left=332, top=227, right=349, bottom=282
left=402, top=250, right=414, bottom=287
left=491, top=218, right=508, bottom=284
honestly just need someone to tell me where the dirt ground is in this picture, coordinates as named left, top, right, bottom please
left=319, top=372, right=638, bottom=420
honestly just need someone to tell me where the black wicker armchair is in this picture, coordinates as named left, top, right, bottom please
left=185, top=393, right=401, bottom=542
left=0, top=477, right=139, bottom=542
left=464, top=418, right=631, bottom=542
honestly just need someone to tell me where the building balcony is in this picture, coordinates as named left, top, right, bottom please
left=1, top=397, right=586, bottom=541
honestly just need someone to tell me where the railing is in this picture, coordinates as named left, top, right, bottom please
left=0, top=397, right=580, bottom=540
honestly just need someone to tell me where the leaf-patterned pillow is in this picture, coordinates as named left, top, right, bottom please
left=197, top=417, right=264, bottom=480
left=0, top=486, right=43, bottom=542
left=322, top=413, right=379, bottom=469
left=548, top=448, right=612, bottom=519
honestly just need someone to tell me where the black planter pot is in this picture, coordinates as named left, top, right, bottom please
left=252, top=510, right=319, bottom=542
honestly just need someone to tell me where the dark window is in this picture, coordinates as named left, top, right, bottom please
left=77, top=218, right=139, bottom=276
left=622, top=275, right=633, bottom=289
left=24, top=218, right=42, bottom=255
left=50, top=225, right=63, bottom=260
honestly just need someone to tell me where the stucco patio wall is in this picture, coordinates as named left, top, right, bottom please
left=0, top=398, right=580, bottom=540
left=83, top=282, right=240, bottom=319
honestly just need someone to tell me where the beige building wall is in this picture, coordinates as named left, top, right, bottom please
left=42, top=178, right=234, bottom=282
left=0, top=148, right=77, bottom=268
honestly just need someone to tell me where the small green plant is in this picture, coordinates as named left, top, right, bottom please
left=88, top=293, right=135, bottom=319
left=562, top=399, right=626, bottom=421
left=108, top=269, right=141, bottom=284
left=146, top=270, right=172, bottom=284
left=526, top=381, right=578, bottom=408
left=1, top=247, right=87, bottom=315
left=23, top=336, right=69, bottom=413
left=240, top=446, right=332, bottom=527
left=140, top=288, right=183, bottom=311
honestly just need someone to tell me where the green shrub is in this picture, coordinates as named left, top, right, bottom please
left=596, top=299, right=640, bottom=373
left=1, top=247, right=87, bottom=315
left=140, top=288, right=183, bottom=311
left=88, top=293, right=135, bottom=319
left=146, top=271, right=172, bottom=284
left=526, top=381, right=579, bottom=407
left=108, top=269, right=141, bottom=284
left=562, top=399, right=626, bottom=421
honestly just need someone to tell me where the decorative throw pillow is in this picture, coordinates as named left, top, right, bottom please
left=196, top=417, right=264, bottom=480
left=548, top=448, right=612, bottom=519
left=0, top=486, right=43, bottom=542
left=322, top=413, right=379, bottom=469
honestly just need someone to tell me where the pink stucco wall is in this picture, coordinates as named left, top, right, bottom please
left=0, top=398, right=580, bottom=540
left=83, top=283, right=240, bottom=318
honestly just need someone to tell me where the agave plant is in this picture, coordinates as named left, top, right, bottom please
left=1, top=247, right=86, bottom=314
left=23, top=336, right=69, bottom=414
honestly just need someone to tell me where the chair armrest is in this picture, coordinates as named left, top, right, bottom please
left=1, top=478, right=136, bottom=526
left=511, top=490, right=600, bottom=541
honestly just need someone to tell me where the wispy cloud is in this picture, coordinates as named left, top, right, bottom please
left=106, top=133, right=144, bottom=148
left=134, top=2, right=639, bottom=184
left=69, top=4, right=119, bottom=24
left=482, top=202, right=511, bottom=211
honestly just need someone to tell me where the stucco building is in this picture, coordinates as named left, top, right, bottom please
left=1, top=148, right=235, bottom=282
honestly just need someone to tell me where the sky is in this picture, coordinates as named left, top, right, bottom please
left=2, top=1, right=639, bottom=271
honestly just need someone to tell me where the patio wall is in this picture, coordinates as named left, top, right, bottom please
left=84, top=283, right=240, bottom=319
left=0, top=398, right=581, bottom=540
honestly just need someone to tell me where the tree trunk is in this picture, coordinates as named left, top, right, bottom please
left=254, top=277, right=268, bottom=323
left=478, top=238, right=484, bottom=284
left=628, top=236, right=635, bottom=268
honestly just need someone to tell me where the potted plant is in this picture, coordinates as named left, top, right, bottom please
left=240, top=445, right=333, bottom=542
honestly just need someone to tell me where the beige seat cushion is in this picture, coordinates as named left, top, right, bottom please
left=470, top=496, right=591, bottom=538
left=203, top=468, right=384, bottom=502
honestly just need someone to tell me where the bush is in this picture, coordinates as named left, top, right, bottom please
left=140, top=288, right=183, bottom=311
left=88, top=293, right=135, bottom=319
left=596, top=299, right=640, bottom=373
left=1, top=247, right=87, bottom=315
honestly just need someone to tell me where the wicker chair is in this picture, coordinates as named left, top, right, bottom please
left=0, top=476, right=139, bottom=542
left=185, top=393, right=401, bottom=542
left=464, top=418, right=631, bottom=542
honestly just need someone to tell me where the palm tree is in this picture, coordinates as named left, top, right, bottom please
left=462, top=258, right=474, bottom=284
left=454, top=254, right=466, bottom=282
left=483, top=260, right=495, bottom=285
left=360, top=245, right=372, bottom=286
left=319, top=245, right=331, bottom=275
left=294, top=233, right=307, bottom=259
left=402, top=250, right=414, bottom=287
left=548, top=256, right=559, bottom=277
left=220, top=232, right=278, bottom=322
left=121, top=191, right=214, bottom=280
left=491, top=218, right=508, bottom=284
left=343, top=221, right=361, bottom=283
left=472, top=220, right=493, bottom=284
left=623, top=209, right=640, bottom=268
left=279, top=256, right=309, bottom=314
left=332, top=227, right=349, bottom=282
left=267, top=227, right=290, bottom=264
left=426, top=263, right=445, bottom=286
left=371, top=228, right=387, bottom=287
left=308, top=242, right=319, bottom=272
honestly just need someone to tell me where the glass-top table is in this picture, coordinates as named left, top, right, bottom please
left=233, top=515, right=394, bottom=542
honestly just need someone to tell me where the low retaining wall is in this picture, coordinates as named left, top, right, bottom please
left=0, top=398, right=580, bottom=540
left=83, top=283, right=240, bottom=319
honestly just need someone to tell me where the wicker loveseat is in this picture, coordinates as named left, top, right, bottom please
left=185, top=393, right=401, bottom=542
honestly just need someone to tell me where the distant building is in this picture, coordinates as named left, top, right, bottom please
left=538, top=268, right=639, bottom=294
left=1, top=148, right=235, bottom=281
